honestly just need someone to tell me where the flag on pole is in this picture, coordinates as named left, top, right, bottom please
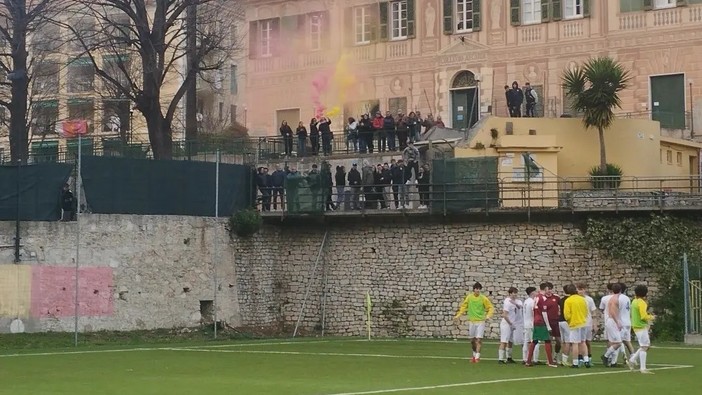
left=365, top=291, right=372, bottom=340
left=60, top=120, right=89, bottom=138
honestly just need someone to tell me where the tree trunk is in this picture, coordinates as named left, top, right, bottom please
left=8, top=0, right=29, bottom=164
left=144, top=108, right=173, bottom=160
left=598, top=126, right=607, bottom=173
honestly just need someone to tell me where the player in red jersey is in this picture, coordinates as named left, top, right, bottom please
left=525, top=282, right=559, bottom=367
left=541, top=282, right=562, bottom=360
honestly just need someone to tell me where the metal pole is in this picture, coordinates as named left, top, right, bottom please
left=213, top=150, right=220, bottom=339
left=690, top=82, right=695, bottom=139
left=74, top=134, right=82, bottom=347
left=14, top=156, right=20, bottom=263
left=293, top=231, right=328, bottom=338
left=684, top=253, right=690, bottom=336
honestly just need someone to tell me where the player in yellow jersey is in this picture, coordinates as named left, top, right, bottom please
left=454, top=282, right=494, bottom=363
left=629, top=285, right=656, bottom=374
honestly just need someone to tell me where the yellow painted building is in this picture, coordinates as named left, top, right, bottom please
left=454, top=116, right=701, bottom=207
left=242, top=0, right=702, bottom=137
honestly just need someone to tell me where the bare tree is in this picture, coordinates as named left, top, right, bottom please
left=0, top=0, right=66, bottom=163
left=66, top=0, right=244, bottom=160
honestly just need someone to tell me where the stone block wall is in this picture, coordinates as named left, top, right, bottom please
left=0, top=215, right=657, bottom=338
left=234, top=220, right=657, bottom=339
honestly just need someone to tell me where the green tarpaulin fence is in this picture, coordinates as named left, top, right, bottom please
left=431, top=157, right=499, bottom=213
left=81, top=156, right=254, bottom=216
left=0, top=163, right=73, bottom=221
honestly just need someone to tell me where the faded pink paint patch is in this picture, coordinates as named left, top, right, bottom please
left=30, top=267, right=114, bottom=318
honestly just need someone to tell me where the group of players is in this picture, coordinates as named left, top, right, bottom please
left=453, top=281, right=655, bottom=374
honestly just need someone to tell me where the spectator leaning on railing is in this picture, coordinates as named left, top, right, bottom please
left=270, top=165, right=286, bottom=210
left=403, top=141, right=420, bottom=182
left=348, top=163, right=362, bottom=210
left=335, top=165, right=347, bottom=210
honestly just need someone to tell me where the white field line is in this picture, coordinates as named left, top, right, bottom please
left=0, top=340, right=331, bottom=358
left=323, top=365, right=694, bottom=395
left=347, top=338, right=702, bottom=351
left=159, top=347, right=687, bottom=367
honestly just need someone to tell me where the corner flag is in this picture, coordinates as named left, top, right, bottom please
left=365, top=291, right=372, bottom=340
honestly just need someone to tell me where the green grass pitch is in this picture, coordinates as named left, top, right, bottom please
left=0, top=339, right=699, bottom=394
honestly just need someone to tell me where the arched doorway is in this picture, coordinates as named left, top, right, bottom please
left=450, top=71, right=479, bottom=130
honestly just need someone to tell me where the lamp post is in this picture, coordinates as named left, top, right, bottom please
left=129, top=107, right=134, bottom=143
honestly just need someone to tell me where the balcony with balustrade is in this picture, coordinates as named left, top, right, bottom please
left=614, top=3, right=702, bottom=33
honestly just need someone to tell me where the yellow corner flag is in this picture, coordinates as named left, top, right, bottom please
left=365, top=291, right=372, bottom=340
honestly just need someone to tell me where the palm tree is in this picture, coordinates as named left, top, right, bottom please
left=562, top=57, right=631, bottom=173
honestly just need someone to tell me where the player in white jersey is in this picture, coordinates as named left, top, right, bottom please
left=522, top=286, right=541, bottom=364
left=581, top=284, right=598, bottom=362
left=601, top=283, right=627, bottom=367
left=617, top=283, right=635, bottom=361
left=599, top=283, right=623, bottom=365
left=499, top=287, right=521, bottom=364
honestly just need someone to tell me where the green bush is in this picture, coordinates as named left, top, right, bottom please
left=581, top=214, right=702, bottom=341
left=227, top=208, right=262, bottom=238
left=588, top=163, right=623, bottom=189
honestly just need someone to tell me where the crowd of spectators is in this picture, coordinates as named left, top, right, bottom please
left=278, top=111, right=444, bottom=158
left=255, top=141, right=432, bottom=212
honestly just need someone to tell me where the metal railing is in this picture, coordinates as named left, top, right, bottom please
left=253, top=175, right=702, bottom=216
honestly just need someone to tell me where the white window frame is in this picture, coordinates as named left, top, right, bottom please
left=309, top=13, right=323, bottom=51
left=654, top=0, right=676, bottom=9
left=456, top=0, right=474, bottom=33
left=354, top=6, right=371, bottom=45
left=564, top=0, right=584, bottom=19
left=259, top=20, right=273, bottom=58
left=522, top=0, right=542, bottom=25
left=390, top=0, right=408, bottom=40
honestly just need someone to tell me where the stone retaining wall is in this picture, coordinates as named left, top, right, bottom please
left=0, top=215, right=657, bottom=338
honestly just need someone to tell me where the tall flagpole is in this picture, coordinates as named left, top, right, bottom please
left=74, top=133, right=82, bottom=347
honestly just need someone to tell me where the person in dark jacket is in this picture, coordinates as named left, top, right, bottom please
left=390, top=160, right=406, bottom=209
left=296, top=121, right=308, bottom=157
left=348, top=163, right=362, bottom=209
left=359, top=114, right=374, bottom=153
left=309, top=118, right=320, bottom=155
left=361, top=161, right=375, bottom=209
left=507, top=81, right=524, bottom=118
left=417, top=164, right=431, bottom=209
left=396, top=113, right=409, bottom=150
left=383, top=111, right=396, bottom=152
left=318, top=117, right=333, bottom=156
left=61, top=183, right=75, bottom=221
left=373, top=164, right=388, bottom=209
left=321, top=161, right=335, bottom=211
left=270, top=165, right=286, bottom=210
left=280, top=121, right=293, bottom=157
left=256, top=167, right=271, bottom=211
left=335, top=165, right=347, bottom=210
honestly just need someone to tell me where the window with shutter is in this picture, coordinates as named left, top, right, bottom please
left=248, top=21, right=258, bottom=58
left=354, top=6, right=373, bottom=44
left=541, top=0, right=551, bottom=21
left=654, top=0, right=676, bottom=8
left=472, top=0, right=481, bottom=31
left=456, top=0, right=474, bottom=32
left=552, top=0, right=563, bottom=20
left=511, top=0, right=521, bottom=26
left=443, top=0, right=454, bottom=34
left=390, top=1, right=409, bottom=40
left=522, top=0, right=543, bottom=24
left=380, top=2, right=389, bottom=40
left=563, top=0, right=583, bottom=18
left=620, top=0, right=645, bottom=12
left=309, top=13, right=323, bottom=51
left=407, top=0, right=416, bottom=38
